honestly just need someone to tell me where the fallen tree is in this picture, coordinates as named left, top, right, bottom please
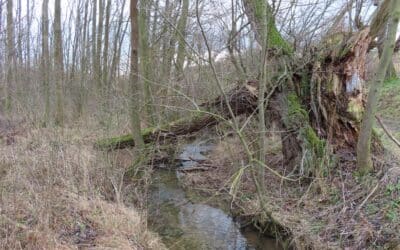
left=96, top=0, right=389, bottom=176
left=95, top=84, right=258, bottom=150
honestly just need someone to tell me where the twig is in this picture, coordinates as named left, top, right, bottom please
left=177, top=166, right=214, bottom=172
left=353, top=182, right=379, bottom=217
left=375, top=115, right=400, bottom=148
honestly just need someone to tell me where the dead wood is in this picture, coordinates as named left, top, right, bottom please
left=95, top=83, right=258, bottom=150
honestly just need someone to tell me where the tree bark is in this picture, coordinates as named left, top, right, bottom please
left=6, top=0, right=15, bottom=111
left=102, top=0, right=111, bottom=86
left=91, top=0, right=97, bottom=79
left=130, top=0, right=145, bottom=150
left=54, top=0, right=64, bottom=126
left=175, top=0, right=189, bottom=79
left=357, top=0, right=400, bottom=174
left=139, top=0, right=156, bottom=125
left=41, top=0, right=50, bottom=124
left=95, top=0, right=104, bottom=88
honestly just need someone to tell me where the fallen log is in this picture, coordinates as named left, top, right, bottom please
left=95, top=84, right=258, bottom=150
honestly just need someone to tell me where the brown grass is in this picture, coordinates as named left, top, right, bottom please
left=0, top=117, right=165, bottom=250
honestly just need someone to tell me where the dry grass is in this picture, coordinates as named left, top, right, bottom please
left=0, top=116, right=165, bottom=250
left=180, top=130, right=400, bottom=249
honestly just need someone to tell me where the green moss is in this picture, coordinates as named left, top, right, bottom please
left=301, top=126, right=326, bottom=158
left=300, top=73, right=311, bottom=97
left=347, top=98, right=364, bottom=122
left=94, top=134, right=134, bottom=150
left=286, top=93, right=308, bottom=128
left=249, top=0, right=292, bottom=54
left=94, top=112, right=209, bottom=150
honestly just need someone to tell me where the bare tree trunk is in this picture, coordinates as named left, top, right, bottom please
left=102, top=0, right=111, bottom=86
left=26, top=0, right=31, bottom=69
left=139, top=0, right=155, bottom=125
left=95, top=0, right=104, bottom=88
left=175, top=0, right=189, bottom=79
left=77, top=0, right=90, bottom=117
left=6, top=0, right=15, bottom=111
left=130, top=0, right=145, bottom=149
left=16, top=0, right=22, bottom=66
left=109, top=0, right=127, bottom=85
left=357, top=0, right=400, bottom=174
left=54, top=0, right=64, bottom=126
left=151, top=0, right=160, bottom=42
left=70, top=3, right=82, bottom=82
left=161, top=0, right=172, bottom=80
left=91, top=0, right=97, bottom=80
left=41, top=0, right=50, bottom=125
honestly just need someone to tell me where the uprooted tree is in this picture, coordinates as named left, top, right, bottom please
left=96, top=0, right=395, bottom=176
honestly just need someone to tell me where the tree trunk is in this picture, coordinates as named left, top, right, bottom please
left=175, top=0, right=189, bottom=79
left=95, top=0, right=104, bottom=88
left=139, top=0, right=156, bottom=125
left=41, top=0, right=50, bottom=125
left=357, top=0, right=400, bottom=174
left=102, top=0, right=111, bottom=86
left=130, top=0, right=145, bottom=150
left=54, top=0, right=64, bottom=126
left=26, top=0, right=31, bottom=69
left=6, top=0, right=15, bottom=112
left=91, top=0, right=97, bottom=80
left=161, top=0, right=173, bottom=80
left=16, top=0, right=22, bottom=66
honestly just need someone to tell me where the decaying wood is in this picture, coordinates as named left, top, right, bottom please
left=177, top=165, right=216, bottom=172
left=95, top=84, right=258, bottom=150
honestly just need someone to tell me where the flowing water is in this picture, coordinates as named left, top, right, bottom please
left=148, top=142, right=282, bottom=250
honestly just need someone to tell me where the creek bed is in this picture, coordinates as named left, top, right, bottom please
left=148, top=142, right=282, bottom=250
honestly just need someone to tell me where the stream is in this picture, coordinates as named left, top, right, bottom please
left=148, top=142, right=282, bottom=250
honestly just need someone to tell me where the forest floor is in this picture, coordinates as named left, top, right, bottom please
left=0, top=117, right=166, bottom=249
left=178, top=79, right=400, bottom=249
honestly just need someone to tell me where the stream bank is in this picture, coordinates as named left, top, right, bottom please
left=147, top=141, right=282, bottom=250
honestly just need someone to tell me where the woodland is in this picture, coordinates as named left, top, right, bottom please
left=1, top=0, right=400, bottom=249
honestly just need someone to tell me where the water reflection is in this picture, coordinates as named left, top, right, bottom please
left=148, top=143, right=282, bottom=250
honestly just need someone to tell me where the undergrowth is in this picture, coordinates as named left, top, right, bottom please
left=0, top=114, right=165, bottom=249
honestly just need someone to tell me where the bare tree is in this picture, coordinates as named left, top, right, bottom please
left=175, top=0, right=189, bottom=79
left=139, top=0, right=155, bottom=125
left=54, top=0, right=64, bottom=126
left=102, top=0, right=112, bottom=86
left=95, top=0, right=104, bottom=87
left=41, top=0, right=50, bottom=124
left=130, top=0, right=145, bottom=149
left=91, top=0, right=97, bottom=80
left=6, top=0, right=15, bottom=111
left=357, top=0, right=400, bottom=174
